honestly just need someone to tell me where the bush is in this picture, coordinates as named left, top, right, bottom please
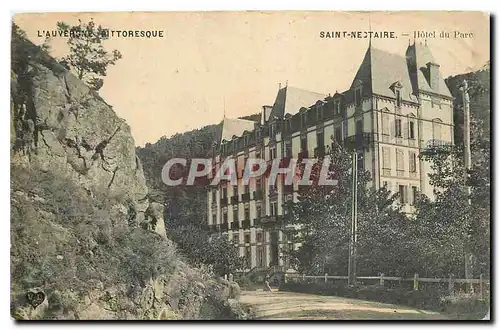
left=279, top=280, right=488, bottom=319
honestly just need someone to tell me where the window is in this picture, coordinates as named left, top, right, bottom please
left=245, top=246, right=251, bottom=268
left=269, top=146, right=277, bottom=159
left=233, top=209, right=238, bottom=222
left=256, top=232, right=263, bottom=243
left=411, top=186, right=418, bottom=205
left=270, top=202, right=278, bottom=216
left=211, top=189, right=217, bottom=202
left=223, top=212, right=228, bottom=223
left=317, top=104, right=324, bottom=120
left=334, top=127, right=342, bottom=143
left=395, top=89, right=401, bottom=107
left=244, top=208, right=250, bottom=221
left=399, top=185, right=408, bottom=204
left=256, top=178, right=262, bottom=191
left=382, top=147, right=391, bottom=169
left=396, top=149, right=404, bottom=172
left=409, top=151, right=417, bottom=173
left=222, top=187, right=227, bottom=199
left=244, top=184, right=250, bottom=194
left=212, top=214, right=217, bottom=225
left=356, top=120, right=363, bottom=135
left=355, top=88, right=362, bottom=107
left=285, top=140, right=292, bottom=157
left=300, top=135, right=308, bottom=151
left=334, top=100, right=341, bottom=115
left=395, top=118, right=402, bottom=137
left=301, top=112, right=307, bottom=128
left=432, top=119, right=442, bottom=142
left=409, top=121, right=415, bottom=139
left=256, top=204, right=262, bottom=218
left=256, top=150, right=261, bottom=159
left=357, top=152, right=364, bottom=172
left=244, top=134, right=249, bottom=146
left=233, top=233, right=239, bottom=243
left=245, top=233, right=251, bottom=244
left=244, top=155, right=248, bottom=172
left=233, top=185, right=238, bottom=197
left=382, top=113, right=390, bottom=135
left=269, top=123, right=276, bottom=137
left=317, top=131, right=324, bottom=151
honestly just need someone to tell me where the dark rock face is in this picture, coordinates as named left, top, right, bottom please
left=11, top=38, right=164, bottom=236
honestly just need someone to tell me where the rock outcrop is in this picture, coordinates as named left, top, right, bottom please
left=11, top=32, right=163, bottom=236
left=10, top=28, right=245, bottom=320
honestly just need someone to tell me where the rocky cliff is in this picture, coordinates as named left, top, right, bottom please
left=10, top=27, right=245, bottom=320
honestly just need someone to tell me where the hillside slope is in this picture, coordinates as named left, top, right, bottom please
left=10, top=26, right=245, bottom=320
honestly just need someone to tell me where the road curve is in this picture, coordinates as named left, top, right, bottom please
left=240, top=290, right=447, bottom=320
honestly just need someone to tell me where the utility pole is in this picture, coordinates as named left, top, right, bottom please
left=348, top=151, right=358, bottom=287
left=460, top=79, right=474, bottom=293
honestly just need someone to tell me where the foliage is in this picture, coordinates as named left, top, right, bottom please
left=53, top=19, right=122, bottom=90
left=288, top=142, right=410, bottom=276
left=137, top=119, right=256, bottom=276
left=279, top=281, right=489, bottom=319
left=10, top=164, right=238, bottom=319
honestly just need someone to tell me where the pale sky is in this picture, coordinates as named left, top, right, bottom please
left=14, top=11, right=489, bottom=146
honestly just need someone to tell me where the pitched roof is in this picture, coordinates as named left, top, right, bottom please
left=270, top=86, right=328, bottom=118
left=406, top=42, right=452, bottom=98
left=349, top=46, right=418, bottom=103
left=220, top=117, right=256, bottom=143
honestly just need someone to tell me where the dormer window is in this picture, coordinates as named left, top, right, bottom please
left=244, top=133, right=249, bottom=147
left=354, top=88, right=362, bottom=107
left=301, top=111, right=307, bottom=128
left=334, top=100, right=341, bottom=115
left=317, top=103, right=324, bottom=121
left=269, top=123, right=276, bottom=137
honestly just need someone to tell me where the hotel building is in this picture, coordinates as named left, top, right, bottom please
left=207, top=42, right=454, bottom=272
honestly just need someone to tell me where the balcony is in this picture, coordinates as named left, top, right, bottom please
left=253, top=190, right=264, bottom=200
left=208, top=224, right=217, bottom=232
left=230, top=195, right=239, bottom=205
left=231, top=221, right=240, bottom=230
left=242, top=192, right=251, bottom=202
left=242, top=219, right=251, bottom=230
left=343, top=133, right=373, bottom=151
left=220, top=197, right=228, bottom=206
left=220, top=222, right=229, bottom=231
left=260, top=215, right=284, bottom=228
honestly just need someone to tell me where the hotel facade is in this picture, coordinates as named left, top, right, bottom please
left=207, top=42, right=454, bottom=272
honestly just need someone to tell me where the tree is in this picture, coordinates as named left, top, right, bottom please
left=288, top=142, right=411, bottom=276
left=55, top=19, right=122, bottom=91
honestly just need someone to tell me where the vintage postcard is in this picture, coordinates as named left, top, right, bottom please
left=10, top=11, right=490, bottom=320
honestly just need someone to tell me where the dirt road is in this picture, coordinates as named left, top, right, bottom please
left=240, top=290, right=447, bottom=320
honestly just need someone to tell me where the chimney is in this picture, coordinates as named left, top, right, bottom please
left=426, top=61, right=440, bottom=93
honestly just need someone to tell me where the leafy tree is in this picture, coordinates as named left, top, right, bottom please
left=289, top=142, right=411, bottom=276
left=55, top=19, right=122, bottom=90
